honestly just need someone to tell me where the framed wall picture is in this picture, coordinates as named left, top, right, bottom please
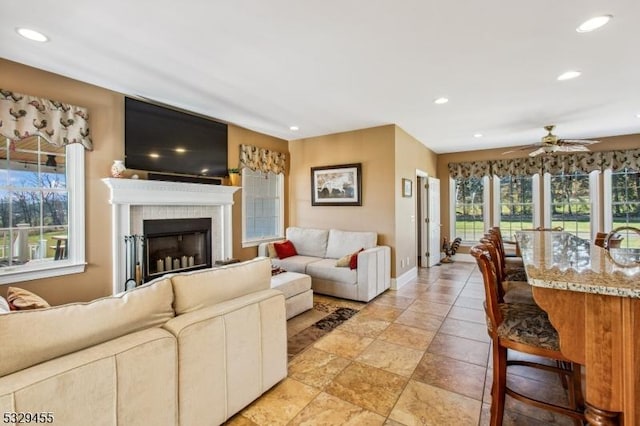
left=311, top=163, right=362, bottom=206
left=402, top=178, right=412, bottom=197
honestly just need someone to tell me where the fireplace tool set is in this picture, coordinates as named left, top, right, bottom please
left=123, top=235, right=145, bottom=291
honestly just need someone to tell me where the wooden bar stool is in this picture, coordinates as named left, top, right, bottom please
left=471, top=244, right=585, bottom=426
left=480, top=236, right=534, bottom=305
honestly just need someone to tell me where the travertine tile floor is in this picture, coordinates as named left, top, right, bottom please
left=227, top=262, right=577, bottom=426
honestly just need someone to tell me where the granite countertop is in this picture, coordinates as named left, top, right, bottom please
left=515, top=231, right=640, bottom=298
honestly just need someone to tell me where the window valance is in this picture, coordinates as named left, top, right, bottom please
left=448, top=149, right=640, bottom=178
left=239, top=144, right=286, bottom=175
left=0, top=89, right=93, bottom=150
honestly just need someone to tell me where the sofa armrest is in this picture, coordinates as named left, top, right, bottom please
left=257, top=242, right=271, bottom=257
left=355, top=246, right=391, bottom=301
left=163, top=288, right=286, bottom=424
left=257, top=240, right=285, bottom=258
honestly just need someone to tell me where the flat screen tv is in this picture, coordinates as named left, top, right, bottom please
left=124, top=97, right=228, bottom=178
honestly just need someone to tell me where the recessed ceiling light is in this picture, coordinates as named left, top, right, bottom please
left=16, top=27, right=48, bottom=42
left=576, top=15, right=612, bottom=33
left=434, top=97, right=449, bottom=105
left=174, top=147, right=186, bottom=153
left=289, top=126, right=299, bottom=131
left=557, top=71, right=581, bottom=81
left=473, top=133, right=483, bottom=138
left=149, top=153, right=159, bottom=158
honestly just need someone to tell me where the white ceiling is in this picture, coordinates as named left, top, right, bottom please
left=2, top=0, right=639, bottom=153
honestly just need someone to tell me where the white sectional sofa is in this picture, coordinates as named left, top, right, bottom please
left=259, top=227, right=391, bottom=302
left=0, top=258, right=287, bottom=426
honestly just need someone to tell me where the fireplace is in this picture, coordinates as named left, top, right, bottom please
left=144, top=218, right=212, bottom=282
left=102, top=178, right=239, bottom=294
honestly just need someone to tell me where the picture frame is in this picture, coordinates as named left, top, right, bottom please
left=402, top=178, right=412, bottom=197
left=311, top=163, right=362, bottom=206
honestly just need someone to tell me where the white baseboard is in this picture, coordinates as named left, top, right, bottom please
left=391, top=267, right=417, bottom=290
left=445, top=253, right=474, bottom=263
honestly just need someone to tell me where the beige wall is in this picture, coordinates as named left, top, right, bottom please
left=394, top=126, right=437, bottom=277
left=289, top=125, right=396, bottom=265
left=0, top=58, right=287, bottom=304
left=437, top=134, right=640, bottom=250
left=288, top=125, right=438, bottom=278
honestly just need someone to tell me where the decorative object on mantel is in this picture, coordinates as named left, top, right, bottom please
left=228, top=168, right=241, bottom=186
left=402, top=178, right=412, bottom=197
left=311, top=163, right=362, bottom=206
left=441, top=237, right=462, bottom=263
left=111, top=160, right=126, bottom=178
left=0, top=88, right=93, bottom=150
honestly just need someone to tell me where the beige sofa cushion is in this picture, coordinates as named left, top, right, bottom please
left=286, top=227, right=329, bottom=257
left=0, top=278, right=175, bottom=377
left=271, top=255, right=321, bottom=274
left=170, top=257, right=272, bottom=314
left=306, top=258, right=358, bottom=284
left=325, top=229, right=377, bottom=259
left=0, top=328, right=177, bottom=426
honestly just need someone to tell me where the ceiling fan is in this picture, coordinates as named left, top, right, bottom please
left=504, top=125, right=600, bottom=157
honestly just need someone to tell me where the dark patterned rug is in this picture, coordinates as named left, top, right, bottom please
left=287, top=301, right=361, bottom=359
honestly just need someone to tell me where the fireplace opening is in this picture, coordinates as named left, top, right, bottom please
left=143, top=218, right=212, bottom=282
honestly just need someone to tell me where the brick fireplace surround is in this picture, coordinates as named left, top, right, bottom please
left=102, top=178, right=239, bottom=294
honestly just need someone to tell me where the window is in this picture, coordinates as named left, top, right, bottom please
left=242, top=168, right=284, bottom=246
left=604, top=167, right=640, bottom=247
left=451, top=176, right=489, bottom=242
left=493, top=175, right=539, bottom=238
left=0, top=136, right=85, bottom=284
left=544, top=171, right=595, bottom=240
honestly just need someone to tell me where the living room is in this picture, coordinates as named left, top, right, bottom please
left=2, top=2, right=640, bottom=425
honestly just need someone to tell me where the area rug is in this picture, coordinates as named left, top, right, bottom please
left=287, top=299, right=362, bottom=359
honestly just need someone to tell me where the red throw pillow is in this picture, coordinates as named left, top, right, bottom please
left=349, top=248, right=365, bottom=270
left=273, top=240, right=298, bottom=259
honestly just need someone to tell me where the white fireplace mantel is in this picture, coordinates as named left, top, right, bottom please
left=102, top=178, right=240, bottom=294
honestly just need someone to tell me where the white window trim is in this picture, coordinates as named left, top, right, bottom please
left=590, top=170, right=601, bottom=240
left=603, top=169, right=613, bottom=233
left=241, top=170, right=285, bottom=248
left=449, top=177, right=456, bottom=239
left=492, top=177, right=500, bottom=227
left=0, top=143, right=86, bottom=285
left=543, top=172, right=551, bottom=228
left=482, top=175, right=490, bottom=230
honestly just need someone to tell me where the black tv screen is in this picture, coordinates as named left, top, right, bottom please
left=124, top=97, right=228, bottom=178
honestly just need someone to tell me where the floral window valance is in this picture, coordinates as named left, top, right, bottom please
left=449, top=149, right=640, bottom=178
left=239, top=144, right=286, bottom=175
left=447, top=160, right=492, bottom=178
left=0, top=89, right=93, bottom=150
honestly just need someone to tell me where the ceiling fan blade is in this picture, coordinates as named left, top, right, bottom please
left=502, top=144, right=541, bottom=155
left=555, top=145, right=591, bottom=152
left=558, top=139, right=600, bottom=145
left=528, top=147, right=547, bottom=157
